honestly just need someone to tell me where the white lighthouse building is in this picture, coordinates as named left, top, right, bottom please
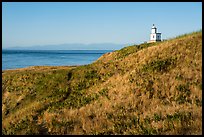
left=149, top=24, right=161, bottom=43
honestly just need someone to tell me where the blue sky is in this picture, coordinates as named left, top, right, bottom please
left=2, top=2, right=202, bottom=49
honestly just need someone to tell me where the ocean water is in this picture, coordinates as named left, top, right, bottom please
left=2, top=50, right=112, bottom=70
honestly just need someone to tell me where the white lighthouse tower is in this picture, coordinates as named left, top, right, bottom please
left=149, top=24, right=161, bottom=43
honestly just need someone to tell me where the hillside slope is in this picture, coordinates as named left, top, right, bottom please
left=2, top=31, right=202, bottom=135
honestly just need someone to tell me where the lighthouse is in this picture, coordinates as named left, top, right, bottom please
left=149, top=24, right=161, bottom=43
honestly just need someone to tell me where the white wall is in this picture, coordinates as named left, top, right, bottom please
left=151, top=28, right=157, bottom=34
left=150, top=33, right=156, bottom=41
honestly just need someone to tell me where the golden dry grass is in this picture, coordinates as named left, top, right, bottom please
left=2, top=31, right=202, bottom=135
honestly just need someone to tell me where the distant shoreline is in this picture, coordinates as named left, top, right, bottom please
left=2, top=65, right=77, bottom=72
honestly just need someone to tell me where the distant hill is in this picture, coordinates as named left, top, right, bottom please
left=2, top=31, right=202, bottom=135
left=4, top=43, right=127, bottom=50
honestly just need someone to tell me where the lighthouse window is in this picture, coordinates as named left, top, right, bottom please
left=153, top=35, right=154, bottom=38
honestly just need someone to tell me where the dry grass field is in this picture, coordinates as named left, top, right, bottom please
left=2, top=31, right=202, bottom=135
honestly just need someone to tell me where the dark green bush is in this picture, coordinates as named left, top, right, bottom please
left=176, top=84, right=191, bottom=104
left=142, top=57, right=177, bottom=73
left=99, top=88, right=109, bottom=99
left=153, top=113, right=162, bottom=122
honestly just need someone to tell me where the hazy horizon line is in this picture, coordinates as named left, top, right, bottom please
left=3, top=42, right=139, bottom=50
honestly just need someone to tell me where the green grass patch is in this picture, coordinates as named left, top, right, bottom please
left=116, top=42, right=155, bottom=59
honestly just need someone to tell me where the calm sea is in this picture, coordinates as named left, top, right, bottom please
left=2, top=50, right=112, bottom=70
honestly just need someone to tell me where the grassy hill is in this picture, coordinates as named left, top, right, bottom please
left=2, top=31, right=202, bottom=135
